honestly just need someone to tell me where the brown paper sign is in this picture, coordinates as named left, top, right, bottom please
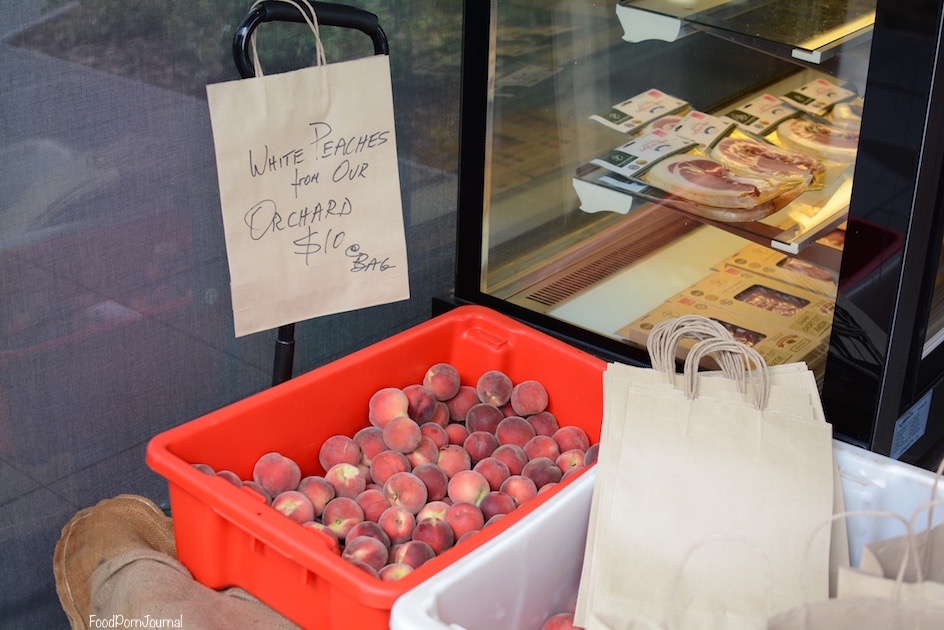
left=206, top=53, right=410, bottom=336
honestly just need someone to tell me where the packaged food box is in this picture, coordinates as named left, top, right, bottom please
left=682, top=268, right=835, bottom=341
left=390, top=440, right=944, bottom=630
left=146, top=305, right=606, bottom=630
left=617, top=297, right=827, bottom=370
left=716, top=243, right=838, bottom=298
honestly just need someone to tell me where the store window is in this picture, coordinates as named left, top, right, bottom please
left=0, top=1, right=460, bottom=625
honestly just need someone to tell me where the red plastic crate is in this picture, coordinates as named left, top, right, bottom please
left=146, top=305, right=606, bottom=629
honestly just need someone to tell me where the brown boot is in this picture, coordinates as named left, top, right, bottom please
left=53, top=494, right=175, bottom=629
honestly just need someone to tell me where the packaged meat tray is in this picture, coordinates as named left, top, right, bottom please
left=715, top=243, right=838, bottom=298
left=617, top=297, right=827, bottom=370
left=681, top=268, right=835, bottom=341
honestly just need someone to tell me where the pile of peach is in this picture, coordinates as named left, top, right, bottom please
left=193, top=362, right=598, bottom=583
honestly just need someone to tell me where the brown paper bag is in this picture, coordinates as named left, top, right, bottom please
left=578, top=334, right=835, bottom=630
left=768, top=475, right=944, bottom=628
left=206, top=0, right=409, bottom=336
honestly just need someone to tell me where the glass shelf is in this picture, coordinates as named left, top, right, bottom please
left=618, top=0, right=875, bottom=64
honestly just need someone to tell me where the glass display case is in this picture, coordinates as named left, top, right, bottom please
left=444, top=0, right=944, bottom=467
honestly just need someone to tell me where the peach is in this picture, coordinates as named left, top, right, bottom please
left=383, top=415, right=423, bottom=454
left=215, top=470, right=242, bottom=487
left=447, top=469, right=491, bottom=506
left=271, top=490, right=315, bottom=524
left=325, top=462, right=367, bottom=499
left=346, top=520, right=391, bottom=550
left=475, top=369, right=513, bottom=407
left=495, top=416, right=536, bottom=448
left=379, top=506, right=416, bottom=545
left=463, top=430, right=500, bottom=464
left=297, top=475, right=336, bottom=516
left=553, top=425, right=590, bottom=453
left=500, top=402, right=517, bottom=417
left=445, top=501, right=485, bottom=540
left=392, top=539, right=436, bottom=569
left=524, top=435, right=561, bottom=462
left=319, top=434, right=362, bottom=472
left=192, top=463, right=214, bottom=475
left=542, top=612, right=578, bottom=630
left=480, top=491, right=517, bottom=521
left=446, top=385, right=479, bottom=422
left=485, top=514, right=505, bottom=527
left=242, top=481, right=272, bottom=504
left=556, top=449, right=585, bottom=475
left=406, top=436, right=440, bottom=468
left=437, top=444, right=472, bottom=479
left=456, top=530, right=479, bottom=545
left=527, top=411, right=560, bottom=437
left=522, top=456, right=563, bottom=488
left=252, top=451, right=301, bottom=497
left=348, top=560, right=380, bottom=579
left=510, top=379, right=549, bottom=416
left=420, top=422, right=449, bottom=449
left=379, top=563, right=414, bottom=581
left=342, top=535, right=389, bottom=571
left=429, top=401, right=451, bottom=427
left=465, top=402, right=504, bottom=434
left=423, top=363, right=461, bottom=401
left=538, top=482, right=558, bottom=495
left=354, top=488, right=390, bottom=523
left=416, top=500, right=450, bottom=523
left=491, top=443, right=529, bottom=476
left=369, top=449, right=410, bottom=486
left=353, top=426, right=389, bottom=466
left=500, top=475, right=538, bottom=507
left=412, top=517, right=455, bottom=555
left=301, top=521, right=340, bottom=552
left=473, top=457, right=511, bottom=492
left=403, top=384, right=437, bottom=424
left=322, top=496, right=365, bottom=542
left=562, top=467, right=582, bottom=482
left=584, top=442, right=600, bottom=466
left=383, top=472, right=429, bottom=514
left=369, top=387, right=410, bottom=428
left=412, top=462, right=449, bottom=502
left=444, top=422, right=470, bottom=446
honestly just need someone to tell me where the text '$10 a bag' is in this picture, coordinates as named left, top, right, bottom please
left=205, top=0, right=409, bottom=337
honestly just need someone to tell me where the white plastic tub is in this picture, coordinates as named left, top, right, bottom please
left=390, top=440, right=944, bottom=630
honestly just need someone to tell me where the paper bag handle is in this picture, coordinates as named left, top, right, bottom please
left=234, top=0, right=388, bottom=78
left=683, top=337, right=770, bottom=410
left=908, top=498, right=944, bottom=585
left=802, top=509, right=912, bottom=600
left=646, top=315, right=743, bottom=385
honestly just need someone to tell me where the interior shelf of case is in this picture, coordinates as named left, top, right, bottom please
left=617, top=0, right=875, bottom=64
left=573, top=161, right=848, bottom=269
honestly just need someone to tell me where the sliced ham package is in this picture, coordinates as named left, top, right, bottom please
left=774, top=116, right=859, bottom=163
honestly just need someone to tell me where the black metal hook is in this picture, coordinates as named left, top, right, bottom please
left=233, top=0, right=388, bottom=79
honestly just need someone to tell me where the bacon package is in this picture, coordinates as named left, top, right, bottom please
left=642, top=154, right=783, bottom=209
left=710, top=136, right=825, bottom=186
left=775, top=116, right=859, bottom=163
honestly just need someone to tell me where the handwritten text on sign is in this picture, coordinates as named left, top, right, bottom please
left=244, top=122, right=394, bottom=272
left=206, top=54, right=410, bottom=337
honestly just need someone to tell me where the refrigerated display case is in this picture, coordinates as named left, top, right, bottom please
left=442, top=0, right=944, bottom=467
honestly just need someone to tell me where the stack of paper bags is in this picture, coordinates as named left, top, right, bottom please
left=575, top=315, right=838, bottom=629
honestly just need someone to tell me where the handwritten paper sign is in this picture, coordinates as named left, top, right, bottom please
left=206, top=54, right=410, bottom=337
